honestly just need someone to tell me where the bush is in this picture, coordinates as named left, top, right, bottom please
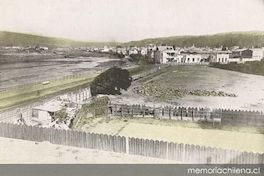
left=90, top=67, right=132, bottom=96
left=71, top=96, right=110, bottom=128
left=52, top=108, right=68, bottom=123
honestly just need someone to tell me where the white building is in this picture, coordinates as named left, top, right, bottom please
left=182, top=53, right=202, bottom=64
left=210, top=51, right=230, bottom=64
left=140, top=47, right=148, bottom=56
left=129, top=48, right=139, bottom=55
left=155, top=49, right=177, bottom=64
left=101, top=46, right=110, bottom=53
left=32, top=99, right=63, bottom=125
left=252, top=48, right=264, bottom=61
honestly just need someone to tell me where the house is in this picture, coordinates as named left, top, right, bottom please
left=140, top=47, right=148, bottom=56
left=179, top=51, right=202, bottom=64
left=154, top=49, right=177, bottom=64
left=229, top=48, right=263, bottom=63
left=39, top=46, right=49, bottom=51
left=128, top=47, right=139, bottom=55
left=182, top=53, right=202, bottom=64
left=251, top=48, right=264, bottom=61
left=175, top=54, right=184, bottom=63
left=209, top=51, right=231, bottom=64
left=101, top=46, right=110, bottom=53
left=32, top=99, right=64, bottom=125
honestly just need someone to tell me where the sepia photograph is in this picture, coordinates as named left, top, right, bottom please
left=0, top=0, right=264, bottom=175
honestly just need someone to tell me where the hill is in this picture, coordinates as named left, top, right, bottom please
left=1, top=31, right=264, bottom=48
left=0, top=31, right=119, bottom=48
left=124, top=31, right=264, bottom=48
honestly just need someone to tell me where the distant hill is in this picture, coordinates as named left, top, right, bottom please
left=124, top=31, right=264, bottom=48
left=0, top=31, right=119, bottom=48
left=1, top=31, right=264, bottom=49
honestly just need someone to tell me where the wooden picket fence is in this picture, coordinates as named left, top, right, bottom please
left=129, top=138, right=264, bottom=164
left=0, top=122, right=263, bottom=164
left=108, top=103, right=264, bottom=127
left=0, top=122, right=126, bottom=153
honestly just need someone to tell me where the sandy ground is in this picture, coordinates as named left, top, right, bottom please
left=0, top=55, right=121, bottom=91
left=83, top=118, right=264, bottom=153
left=0, top=137, right=176, bottom=164
left=110, top=65, right=264, bottom=111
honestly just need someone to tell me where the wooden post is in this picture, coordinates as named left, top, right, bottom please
left=169, top=107, right=171, bottom=120
left=142, top=106, right=145, bottom=118
left=180, top=108, right=183, bottom=120
left=121, top=105, right=123, bottom=117
left=114, top=104, right=117, bottom=116
left=192, top=108, right=194, bottom=121
left=131, top=106, right=134, bottom=118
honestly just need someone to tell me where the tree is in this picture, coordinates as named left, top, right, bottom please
left=90, top=67, right=132, bottom=96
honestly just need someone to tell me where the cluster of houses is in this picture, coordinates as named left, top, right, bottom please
left=100, top=44, right=264, bottom=64
left=2, top=44, right=264, bottom=65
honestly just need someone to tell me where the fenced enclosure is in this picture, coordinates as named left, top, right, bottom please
left=0, top=122, right=263, bottom=164
left=108, top=103, right=264, bottom=127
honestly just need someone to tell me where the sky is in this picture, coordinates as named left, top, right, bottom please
left=0, top=0, right=264, bottom=42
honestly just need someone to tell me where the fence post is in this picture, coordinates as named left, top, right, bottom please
left=166, top=142, right=169, bottom=159
left=142, top=106, right=145, bottom=118
left=131, top=105, right=134, bottom=118
left=169, top=107, right=171, bottom=120
left=126, top=137, right=129, bottom=154
left=192, top=108, right=194, bottom=121
left=180, top=108, right=183, bottom=120
left=121, top=105, right=123, bottom=117
left=114, top=104, right=117, bottom=116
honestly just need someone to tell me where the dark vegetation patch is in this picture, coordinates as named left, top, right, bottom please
left=90, top=67, right=132, bottom=96
left=210, top=60, right=264, bottom=76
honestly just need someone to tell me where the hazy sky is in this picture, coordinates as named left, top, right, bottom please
left=0, top=0, right=264, bottom=42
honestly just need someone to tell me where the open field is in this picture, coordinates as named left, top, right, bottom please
left=81, top=117, right=264, bottom=153
left=210, top=60, right=264, bottom=76
left=110, top=65, right=264, bottom=111
left=0, top=137, right=175, bottom=163
left=0, top=51, right=127, bottom=111
left=0, top=53, right=123, bottom=91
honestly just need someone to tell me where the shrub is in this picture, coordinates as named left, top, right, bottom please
left=90, top=67, right=132, bottom=96
left=52, top=108, right=68, bottom=123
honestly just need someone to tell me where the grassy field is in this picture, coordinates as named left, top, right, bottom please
left=128, top=64, right=157, bottom=75
left=114, top=64, right=264, bottom=110
left=134, top=65, right=240, bottom=99
left=210, top=60, right=264, bottom=76
left=0, top=74, right=94, bottom=111
left=81, top=117, right=264, bottom=153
